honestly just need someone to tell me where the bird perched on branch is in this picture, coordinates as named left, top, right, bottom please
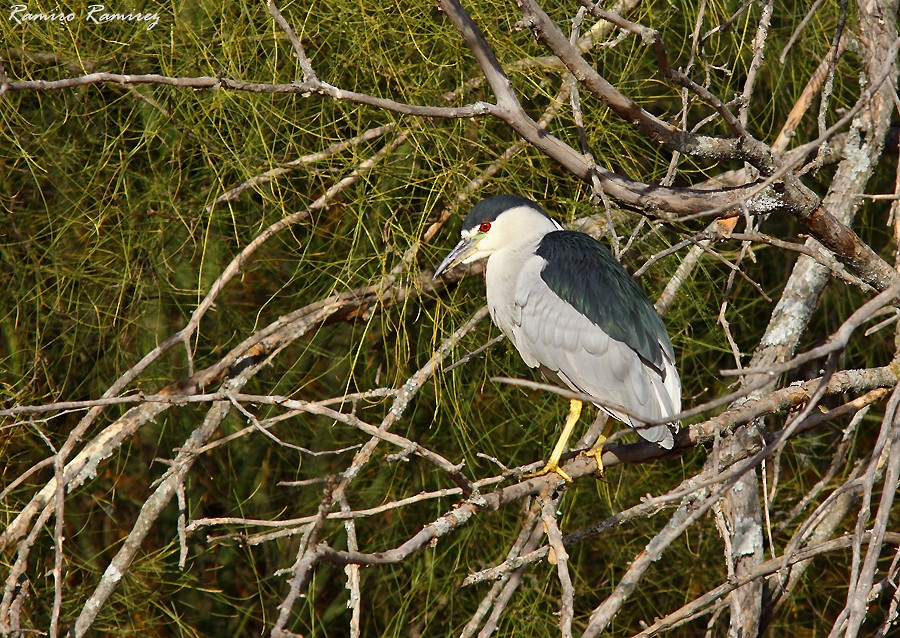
left=434, top=194, right=680, bottom=480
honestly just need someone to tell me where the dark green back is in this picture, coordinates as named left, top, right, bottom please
left=536, top=231, right=672, bottom=373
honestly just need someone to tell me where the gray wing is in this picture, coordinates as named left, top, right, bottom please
left=509, top=256, right=681, bottom=448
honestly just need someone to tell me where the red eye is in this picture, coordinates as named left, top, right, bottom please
left=478, top=222, right=492, bottom=233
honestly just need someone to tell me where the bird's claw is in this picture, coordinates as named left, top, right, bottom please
left=582, top=435, right=607, bottom=476
left=524, top=461, right=572, bottom=483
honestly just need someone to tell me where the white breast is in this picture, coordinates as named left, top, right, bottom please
left=484, top=239, right=544, bottom=363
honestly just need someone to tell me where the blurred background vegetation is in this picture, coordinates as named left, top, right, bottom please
left=1, top=0, right=897, bottom=635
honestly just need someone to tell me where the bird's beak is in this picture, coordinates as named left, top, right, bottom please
left=433, top=236, right=477, bottom=280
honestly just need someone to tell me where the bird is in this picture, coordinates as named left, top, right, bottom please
left=433, top=194, right=681, bottom=480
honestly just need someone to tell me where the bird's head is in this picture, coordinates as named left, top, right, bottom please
left=433, top=194, right=562, bottom=279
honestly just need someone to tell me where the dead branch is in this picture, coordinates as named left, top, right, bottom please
left=3, top=1, right=900, bottom=635
left=636, top=531, right=900, bottom=636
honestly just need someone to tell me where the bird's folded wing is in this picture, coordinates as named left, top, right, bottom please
left=512, top=266, right=679, bottom=447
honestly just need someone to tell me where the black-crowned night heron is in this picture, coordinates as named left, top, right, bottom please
left=434, top=194, right=681, bottom=480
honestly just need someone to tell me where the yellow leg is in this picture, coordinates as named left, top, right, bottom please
left=526, top=399, right=582, bottom=482
left=583, top=420, right=609, bottom=476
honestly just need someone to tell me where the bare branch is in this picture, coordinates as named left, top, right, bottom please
left=3, top=72, right=495, bottom=118
left=540, top=492, right=574, bottom=638
left=266, top=0, right=317, bottom=82
left=636, top=532, right=900, bottom=636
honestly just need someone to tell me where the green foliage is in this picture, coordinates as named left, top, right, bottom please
left=2, top=0, right=897, bottom=636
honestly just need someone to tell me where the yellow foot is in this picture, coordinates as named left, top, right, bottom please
left=524, top=461, right=572, bottom=483
left=582, top=435, right=607, bottom=476
left=524, top=399, right=582, bottom=483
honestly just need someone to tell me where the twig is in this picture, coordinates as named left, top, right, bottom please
left=494, top=360, right=898, bottom=436
left=188, top=481, right=503, bottom=534
left=339, top=494, right=362, bottom=638
left=774, top=42, right=846, bottom=153
left=444, top=334, right=505, bottom=372
left=722, top=282, right=900, bottom=378
left=577, top=0, right=746, bottom=137
left=4, top=72, right=495, bottom=119
left=634, top=531, right=900, bottom=636
left=0, top=501, right=56, bottom=633
left=460, top=500, right=542, bottom=638
left=737, top=0, right=774, bottom=127
left=72, top=371, right=262, bottom=635
left=815, top=0, right=849, bottom=143
left=270, top=483, right=335, bottom=635
left=268, top=306, right=489, bottom=633
left=833, top=384, right=900, bottom=637
left=540, top=492, right=574, bottom=638
left=582, top=484, right=717, bottom=637
left=779, top=0, right=826, bottom=63
left=463, top=483, right=674, bottom=586
left=266, top=0, right=317, bottom=82
left=0, top=388, right=398, bottom=418
left=297, top=371, right=891, bottom=591
left=774, top=404, right=870, bottom=533
left=699, top=0, right=753, bottom=47
left=0, top=457, right=53, bottom=501
left=475, top=518, right=547, bottom=637
left=206, top=124, right=396, bottom=211
left=49, top=450, right=64, bottom=638
left=0, top=134, right=410, bottom=553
